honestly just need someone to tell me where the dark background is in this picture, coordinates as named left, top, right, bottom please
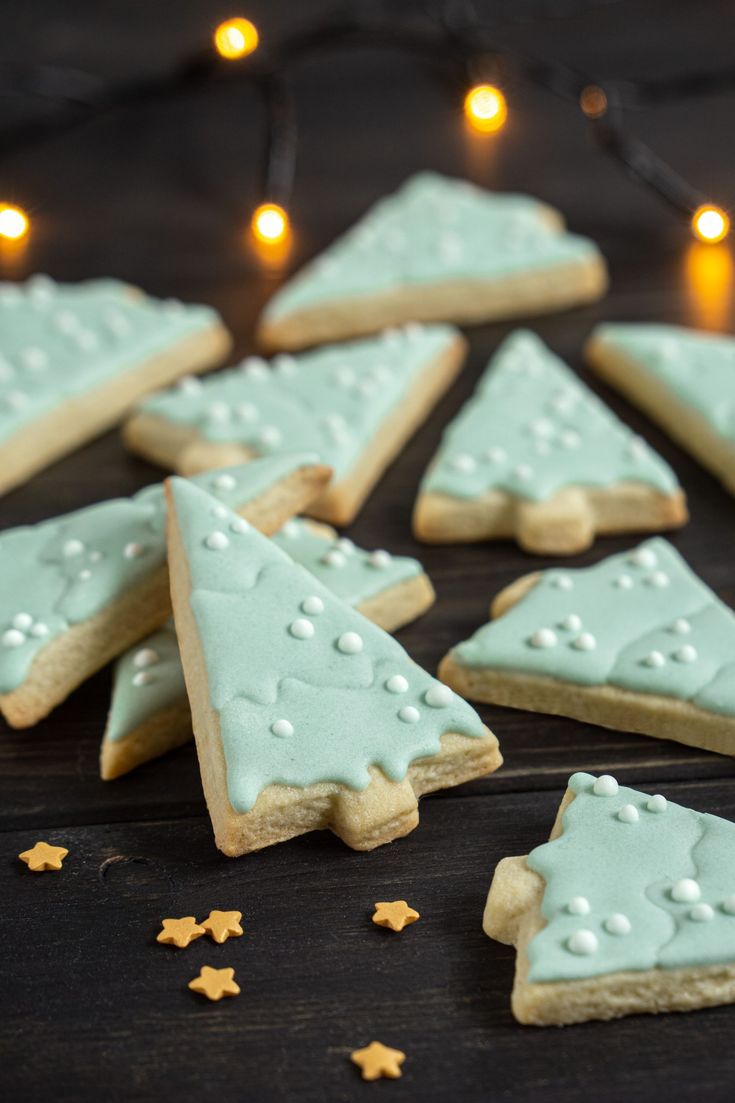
left=2, top=2, right=735, bottom=1100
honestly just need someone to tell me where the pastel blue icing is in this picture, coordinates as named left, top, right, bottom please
left=450, top=537, right=735, bottom=716
left=527, top=772, right=735, bottom=981
left=262, top=172, right=604, bottom=321
left=0, top=275, right=220, bottom=442
left=0, top=454, right=318, bottom=695
left=421, top=330, right=679, bottom=502
left=137, top=324, right=458, bottom=480
left=170, top=478, right=486, bottom=811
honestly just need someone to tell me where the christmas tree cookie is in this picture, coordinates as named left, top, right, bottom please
left=484, top=772, right=735, bottom=1025
left=124, top=323, right=465, bottom=525
left=413, top=331, right=686, bottom=554
left=256, top=172, right=608, bottom=351
left=165, top=478, right=501, bottom=854
left=586, top=322, right=735, bottom=497
left=439, top=537, right=735, bottom=757
left=0, top=455, right=329, bottom=728
left=101, top=520, right=434, bottom=779
left=0, top=275, right=230, bottom=496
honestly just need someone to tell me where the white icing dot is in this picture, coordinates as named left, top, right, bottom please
left=336, top=538, right=355, bottom=554
left=12, top=613, right=32, bottom=631
left=404, top=321, right=424, bottom=340
left=572, top=632, right=596, bottom=651
left=593, top=775, right=619, bottom=797
left=301, top=596, right=324, bottom=616
left=646, top=570, right=670, bottom=588
left=54, top=310, right=79, bottom=334
left=614, top=574, right=634, bottom=589
left=425, top=684, right=453, bottom=708
left=103, top=308, right=131, bottom=336
left=240, top=356, right=268, bottom=377
left=236, top=401, right=258, bottom=422
left=550, top=575, right=573, bottom=591
left=560, top=429, right=581, bottom=449
left=8, top=388, right=27, bottom=410
left=529, top=628, right=557, bottom=649
left=629, top=547, right=657, bottom=569
left=399, top=705, right=421, bottom=724
left=78, top=569, right=92, bottom=582
left=529, top=418, right=554, bottom=439
left=211, top=505, right=228, bottom=519
left=273, top=353, right=297, bottom=376
left=671, top=878, right=700, bottom=903
left=618, top=804, right=639, bottom=824
left=230, top=518, right=250, bottom=534
left=89, top=551, right=103, bottom=563
left=567, top=930, right=598, bottom=956
left=259, top=426, right=282, bottom=447
left=280, top=520, right=301, bottom=538
left=628, top=436, right=648, bottom=459
left=2, top=628, right=26, bottom=648
left=75, top=330, right=99, bottom=352
left=321, top=549, right=346, bottom=568
left=335, top=365, right=356, bottom=387
left=671, top=618, right=691, bottom=635
left=673, top=644, right=698, bottom=663
left=647, top=794, right=667, bottom=813
left=450, top=453, right=476, bottom=474
left=605, top=913, right=632, bottom=936
left=132, top=671, right=154, bottom=687
left=208, top=401, right=230, bottom=423
left=567, top=896, right=590, bottom=916
left=30, top=623, right=49, bottom=638
left=205, top=532, right=229, bottom=551
left=337, top=632, right=363, bottom=654
left=484, top=446, right=507, bottom=463
left=177, top=375, right=202, bottom=395
left=386, top=675, right=408, bottom=694
left=689, top=903, right=714, bottom=922
left=643, top=650, right=665, bottom=668
left=124, top=542, right=146, bottom=559
left=368, top=550, right=392, bottom=569
left=559, top=614, right=582, bottom=632
left=133, top=648, right=160, bottom=668
left=514, top=463, right=534, bottom=482
left=19, top=346, right=49, bottom=371
left=63, top=538, right=85, bottom=557
left=213, top=473, right=237, bottom=491
left=290, top=618, right=315, bottom=640
left=722, top=895, right=735, bottom=915
left=271, top=719, right=294, bottom=738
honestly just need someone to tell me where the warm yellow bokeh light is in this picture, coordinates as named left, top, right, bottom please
left=463, top=84, right=507, bottom=134
left=0, top=204, right=29, bottom=241
left=579, top=85, right=608, bottom=119
left=692, top=205, right=730, bottom=245
left=214, top=17, right=259, bottom=60
left=251, top=203, right=289, bottom=245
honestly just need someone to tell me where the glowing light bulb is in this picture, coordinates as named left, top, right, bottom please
left=580, top=85, right=608, bottom=119
left=251, top=203, right=289, bottom=245
left=692, top=205, right=730, bottom=245
left=0, top=204, right=29, bottom=241
left=463, top=84, right=507, bottom=134
left=214, top=17, right=259, bottom=60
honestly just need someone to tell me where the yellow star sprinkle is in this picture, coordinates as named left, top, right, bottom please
left=188, top=966, right=240, bottom=1002
left=200, top=909, right=244, bottom=944
left=351, top=1041, right=406, bottom=1081
left=156, top=916, right=206, bottom=948
left=18, top=841, right=68, bottom=872
left=372, top=900, right=420, bottom=932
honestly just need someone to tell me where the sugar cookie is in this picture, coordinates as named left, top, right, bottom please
left=414, top=330, right=686, bottom=553
left=256, top=172, right=607, bottom=350
left=165, top=478, right=501, bottom=855
left=484, top=772, right=735, bottom=1025
left=100, top=519, right=434, bottom=779
left=0, top=276, right=230, bottom=495
left=0, top=455, right=330, bottom=728
left=439, top=538, right=735, bottom=756
left=124, top=323, right=465, bottom=525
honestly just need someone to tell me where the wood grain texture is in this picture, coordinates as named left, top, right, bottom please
left=2, top=2, right=735, bottom=1100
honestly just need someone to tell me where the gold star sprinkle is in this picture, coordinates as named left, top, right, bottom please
left=188, top=966, right=240, bottom=1002
left=18, top=841, right=68, bottom=872
left=351, top=1041, right=406, bottom=1081
left=200, top=909, right=244, bottom=944
left=372, top=900, right=420, bottom=932
left=156, top=916, right=206, bottom=948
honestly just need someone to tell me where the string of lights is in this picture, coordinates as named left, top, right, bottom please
left=0, top=7, right=731, bottom=250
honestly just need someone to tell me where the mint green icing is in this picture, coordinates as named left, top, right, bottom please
left=0, top=275, right=220, bottom=442
left=262, top=172, right=604, bottom=322
left=170, top=478, right=485, bottom=811
left=450, top=537, right=735, bottom=715
left=107, top=519, right=424, bottom=745
left=138, top=324, right=457, bottom=480
left=526, top=772, right=735, bottom=982
left=594, top=323, right=735, bottom=444
left=421, top=330, right=678, bottom=502
left=0, top=454, right=317, bottom=695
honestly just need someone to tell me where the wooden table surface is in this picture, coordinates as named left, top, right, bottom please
left=3, top=3, right=735, bottom=1100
